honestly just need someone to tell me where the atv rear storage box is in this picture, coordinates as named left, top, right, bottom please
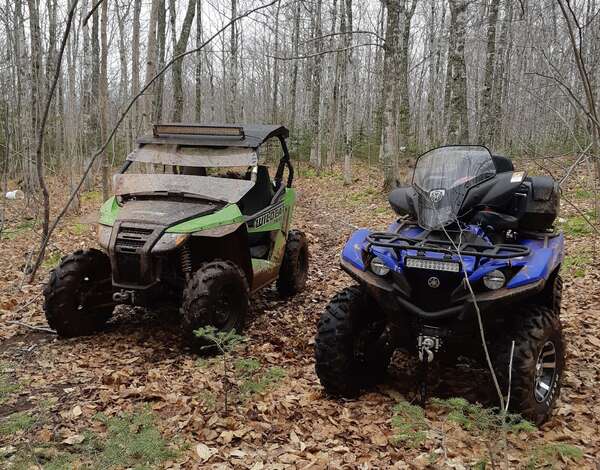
left=515, top=176, right=560, bottom=231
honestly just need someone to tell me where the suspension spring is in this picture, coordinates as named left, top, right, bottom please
left=179, top=243, right=192, bottom=277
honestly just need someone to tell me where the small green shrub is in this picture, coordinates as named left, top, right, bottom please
left=94, top=408, right=176, bottom=469
left=391, top=401, right=428, bottom=447
left=432, top=397, right=535, bottom=434
left=194, top=326, right=245, bottom=354
left=239, top=366, right=286, bottom=397
left=234, top=357, right=262, bottom=376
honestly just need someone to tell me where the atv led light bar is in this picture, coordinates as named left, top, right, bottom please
left=153, top=124, right=245, bottom=138
left=405, top=257, right=460, bottom=273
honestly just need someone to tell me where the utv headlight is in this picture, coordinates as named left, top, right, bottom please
left=483, top=270, right=506, bottom=290
left=370, top=257, right=390, bottom=276
left=97, top=224, right=113, bottom=250
left=152, top=233, right=189, bottom=254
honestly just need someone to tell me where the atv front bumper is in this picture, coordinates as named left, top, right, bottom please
left=341, top=258, right=544, bottom=321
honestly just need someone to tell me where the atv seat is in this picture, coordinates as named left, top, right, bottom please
left=492, top=155, right=514, bottom=173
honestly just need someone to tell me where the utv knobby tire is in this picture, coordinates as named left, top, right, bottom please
left=493, top=304, right=564, bottom=425
left=181, top=260, right=249, bottom=352
left=43, top=248, right=114, bottom=337
left=315, top=286, right=391, bottom=397
left=277, top=229, right=309, bottom=297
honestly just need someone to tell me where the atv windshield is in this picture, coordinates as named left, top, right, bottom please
left=412, top=146, right=496, bottom=229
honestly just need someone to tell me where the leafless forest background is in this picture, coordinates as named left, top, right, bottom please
left=0, top=0, right=599, bottom=196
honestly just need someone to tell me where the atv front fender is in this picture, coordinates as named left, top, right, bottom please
left=341, top=228, right=371, bottom=271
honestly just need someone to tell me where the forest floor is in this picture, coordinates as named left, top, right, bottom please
left=0, top=158, right=599, bottom=469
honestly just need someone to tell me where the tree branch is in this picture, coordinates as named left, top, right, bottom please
left=269, top=42, right=381, bottom=61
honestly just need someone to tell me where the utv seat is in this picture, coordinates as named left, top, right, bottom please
left=492, top=154, right=514, bottom=173
left=240, top=165, right=274, bottom=216
left=240, top=165, right=274, bottom=249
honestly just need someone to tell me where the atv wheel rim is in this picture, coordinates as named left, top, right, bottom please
left=534, top=340, right=557, bottom=403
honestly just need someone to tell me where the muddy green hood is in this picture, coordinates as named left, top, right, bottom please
left=99, top=196, right=243, bottom=233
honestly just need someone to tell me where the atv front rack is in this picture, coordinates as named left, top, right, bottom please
left=366, top=231, right=530, bottom=260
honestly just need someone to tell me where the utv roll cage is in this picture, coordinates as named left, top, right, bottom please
left=119, top=123, right=294, bottom=189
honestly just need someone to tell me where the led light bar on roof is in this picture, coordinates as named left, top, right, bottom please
left=405, top=257, right=460, bottom=273
left=153, top=124, right=245, bottom=138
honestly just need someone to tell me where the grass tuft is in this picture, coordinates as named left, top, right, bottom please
left=0, top=362, right=19, bottom=404
left=0, top=412, right=36, bottom=435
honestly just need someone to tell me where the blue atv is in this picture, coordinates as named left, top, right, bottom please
left=315, top=145, right=564, bottom=424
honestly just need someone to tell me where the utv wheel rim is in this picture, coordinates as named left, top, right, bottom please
left=534, top=340, right=557, bottom=403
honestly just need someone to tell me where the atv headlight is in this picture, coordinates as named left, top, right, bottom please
left=483, top=270, right=506, bottom=290
left=370, top=257, right=390, bottom=276
left=97, top=224, right=112, bottom=250
left=152, top=233, right=189, bottom=254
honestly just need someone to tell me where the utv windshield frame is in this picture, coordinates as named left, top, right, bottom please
left=116, top=124, right=294, bottom=203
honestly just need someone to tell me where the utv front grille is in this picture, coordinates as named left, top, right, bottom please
left=115, top=225, right=155, bottom=253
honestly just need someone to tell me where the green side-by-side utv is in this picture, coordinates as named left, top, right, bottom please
left=43, top=124, right=309, bottom=350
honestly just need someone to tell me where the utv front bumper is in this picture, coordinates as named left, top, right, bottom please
left=340, top=258, right=544, bottom=321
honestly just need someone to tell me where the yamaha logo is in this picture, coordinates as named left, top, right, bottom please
left=427, top=276, right=440, bottom=288
left=429, top=189, right=445, bottom=203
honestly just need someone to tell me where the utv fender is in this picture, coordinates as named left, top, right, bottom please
left=189, top=224, right=253, bottom=284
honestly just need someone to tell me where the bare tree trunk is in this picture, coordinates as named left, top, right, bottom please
left=309, top=0, right=323, bottom=169
left=271, top=0, right=282, bottom=123
left=227, top=0, right=238, bottom=123
left=343, top=0, right=353, bottom=184
left=326, top=0, right=341, bottom=166
left=396, top=0, right=417, bottom=148
left=100, top=0, right=109, bottom=200
left=195, top=0, right=203, bottom=121
left=132, top=0, right=142, bottom=135
left=154, top=0, right=167, bottom=122
left=143, top=0, right=160, bottom=130
left=381, top=0, right=401, bottom=190
left=480, top=0, right=500, bottom=144
left=27, top=0, right=43, bottom=178
left=289, top=0, right=301, bottom=133
left=490, top=0, right=512, bottom=147
left=447, top=0, right=469, bottom=144
left=171, top=0, right=198, bottom=121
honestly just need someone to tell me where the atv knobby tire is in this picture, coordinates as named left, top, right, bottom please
left=536, top=272, right=563, bottom=314
left=493, top=304, right=564, bottom=425
left=315, top=286, right=391, bottom=397
left=277, top=229, right=309, bottom=297
left=181, top=260, right=249, bottom=352
left=43, top=248, right=114, bottom=337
